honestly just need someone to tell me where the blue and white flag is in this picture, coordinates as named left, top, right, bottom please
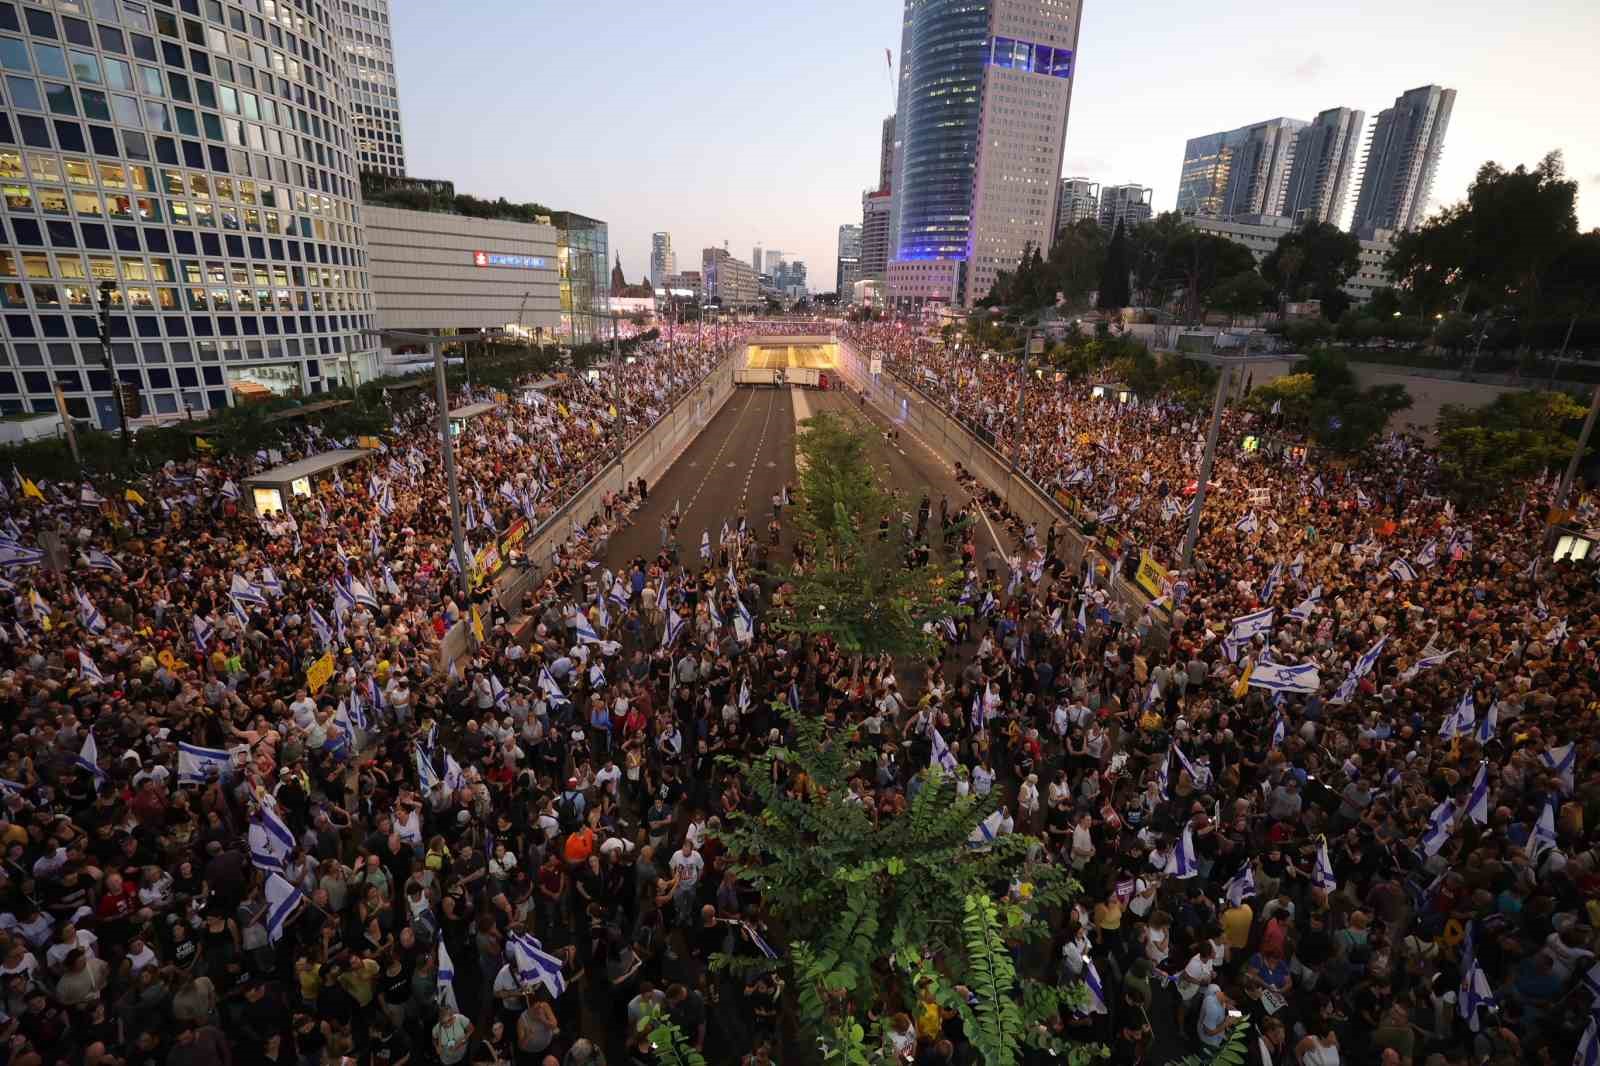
left=930, top=728, right=958, bottom=775
left=968, top=809, right=1007, bottom=850
left=0, top=544, right=45, bottom=568
left=1575, top=1014, right=1600, bottom=1066
left=1171, top=744, right=1212, bottom=790
left=309, top=607, right=333, bottom=649
left=1331, top=634, right=1387, bottom=704
left=1228, top=607, right=1275, bottom=643
left=1466, top=763, right=1490, bottom=826
left=76, top=650, right=106, bottom=688
left=538, top=667, right=568, bottom=706
left=574, top=614, right=601, bottom=645
left=1451, top=690, right=1475, bottom=736
left=1475, top=701, right=1497, bottom=745
left=505, top=931, right=567, bottom=998
left=1542, top=743, right=1576, bottom=793
left=1271, top=714, right=1286, bottom=749
left=192, top=613, right=216, bottom=650
left=738, top=677, right=750, bottom=713
left=415, top=744, right=440, bottom=791
left=700, top=531, right=711, bottom=561
left=1224, top=861, right=1256, bottom=906
left=1288, top=551, right=1305, bottom=580
left=350, top=578, right=379, bottom=610
left=1260, top=562, right=1282, bottom=605
left=177, top=742, right=231, bottom=785
left=1312, top=838, right=1337, bottom=893
left=75, top=588, right=106, bottom=634
left=1458, top=924, right=1495, bottom=1033
left=491, top=673, right=510, bottom=708
left=443, top=753, right=467, bottom=792
left=663, top=611, right=687, bottom=646
left=1289, top=585, right=1322, bottom=623
left=1249, top=661, right=1322, bottom=696
left=258, top=566, right=283, bottom=598
left=220, top=479, right=239, bottom=502
left=1415, top=540, right=1439, bottom=568
left=264, top=872, right=304, bottom=943
left=249, top=802, right=296, bottom=873
left=74, top=731, right=104, bottom=777
left=741, top=921, right=778, bottom=960
left=1082, top=959, right=1108, bottom=1015
left=1399, top=646, right=1454, bottom=682
left=83, top=548, right=123, bottom=574
left=608, top=580, right=629, bottom=610
left=1526, top=802, right=1558, bottom=865
left=1388, top=558, right=1418, bottom=583
left=1311, top=475, right=1325, bottom=497
left=1235, top=512, right=1259, bottom=535
left=1421, top=798, right=1458, bottom=857
left=1156, top=748, right=1171, bottom=799
left=437, top=940, right=459, bottom=1011
left=1164, top=826, right=1198, bottom=879
left=589, top=662, right=606, bottom=689
left=231, top=573, right=268, bottom=606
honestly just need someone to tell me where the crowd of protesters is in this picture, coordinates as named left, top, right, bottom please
left=0, top=308, right=1595, bottom=1066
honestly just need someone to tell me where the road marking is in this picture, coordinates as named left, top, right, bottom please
left=680, top=389, right=757, bottom=526
left=739, top=388, right=779, bottom=512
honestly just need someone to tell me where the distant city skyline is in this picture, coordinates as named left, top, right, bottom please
left=390, top=0, right=1600, bottom=297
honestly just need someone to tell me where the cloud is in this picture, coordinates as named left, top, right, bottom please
left=1289, top=53, right=1326, bottom=81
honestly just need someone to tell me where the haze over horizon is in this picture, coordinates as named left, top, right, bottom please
left=392, top=0, right=1600, bottom=295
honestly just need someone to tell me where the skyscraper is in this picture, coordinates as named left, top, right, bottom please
left=702, top=249, right=758, bottom=307
left=879, top=114, right=897, bottom=191
left=860, top=190, right=895, bottom=282
left=0, top=0, right=378, bottom=426
left=1100, top=186, right=1155, bottom=231
left=1350, top=85, right=1457, bottom=237
left=751, top=246, right=763, bottom=279
left=888, top=0, right=1083, bottom=308
left=1282, top=108, right=1366, bottom=226
left=764, top=250, right=788, bottom=277
left=1056, top=178, right=1101, bottom=234
left=837, top=224, right=864, bottom=297
left=650, top=233, right=676, bottom=288
left=1176, top=118, right=1307, bottom=218
left=339, top=0, right=407, bottom=177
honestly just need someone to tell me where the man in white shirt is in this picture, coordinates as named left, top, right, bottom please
left=668, top=839, right=703, bottom=900
left=594, top=758, right=622, bottom=798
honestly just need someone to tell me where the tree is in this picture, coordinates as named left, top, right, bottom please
left=1049, top=219, right=1108, bottom=308
left=715, top=712, right=1091, bottom=1065
left=774, top=413, right=967, bottom=660
left=1096, top=220, right=1132, bottom=311
left=1262, top=222, right=1361, bottom=314
left=1247, top=351, right=1412, bottom=454
left=1435, top=390, right=1590, bottom=503
left=1168, top=231, right=1257, bottom=323
left=1128, top=211, right=1189, bottom=308
left=1205, top=271, right=1273, bottom=325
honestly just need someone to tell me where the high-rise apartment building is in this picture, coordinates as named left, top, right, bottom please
left=750, top=246, right=762, bottom=279
left=773, top=260, right=807, bottom=297
left=1350, top=85, right=1456, bottom=237
left=761, top=250, right=786, bottom=277
left=1280, top=108, right=1365, bottom=226
left=888, top=0, right=1083, bottom=308
left=860, top=190, right=894, bottom=282
left=1176, top=118, right=1307, bottom=218
left=836, top=224, right=863, bottom=297
left=1100, top=185, right=1154, bottom=231
left=879, top=114, right=896, bottom=191
left=702, top=249, right=758, bottom=307
left=1055, top=178, right=1100, bottom=234
left=0, top=0, right=378, bottom=425
left=338, top=0, right=406, bottom=177
left=650, top=232, right=676, bottom=288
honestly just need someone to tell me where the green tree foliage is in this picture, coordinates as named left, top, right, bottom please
left=1167, top=231, right=1258, bottom=323
left=1244, top=350, right=1413, bottom=454
left=1096, top=220, right=1133, bottom=311
left=1435, top=390, right=1590, bottom=502
left=1205, top=271, right=1274, bottom=324
left=715, top=712, right=1090, bottom=1065
left=1051, top=219, right=1109, bottom=309
left=774, top=413, right=967, bottom=659
left=1261, top=222, right=1362, bottom=315
left=1128, top=211, right=1190, bottom=308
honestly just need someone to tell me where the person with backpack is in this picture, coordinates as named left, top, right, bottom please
left=557, top=779, right=586, bottom=834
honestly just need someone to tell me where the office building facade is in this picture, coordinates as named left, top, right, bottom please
left=1350, top=84, right=1456, bottom=237
left=1176, top=117, right=1307, bottom=219
left=860, top=188, right=893, bottom=281
left=773, top=259, right=806, bottom=297
left=650, top=231, right=675, bottom=288
left=836, top=223, right=862, bottom=298
left=762, top=249, right=786, bottom=277
left=1055, top=177, right=1099, bottom=234
left=550, top=212, right=608, bottom=344
left=338, top=0, right=405, bottom=177
left=879, top=113, right=895, bottom=191
left=888, top=0, right=1083, bottom=308
left=1186, top=214, right=1396, bottom=305
left=1100, top=185, right=1153, bottom=231
left=0, top=0, right=378, bottom=423
left=701, top=248, right=756, bottom=307
left=1281, top=107, right=1364, bottom=226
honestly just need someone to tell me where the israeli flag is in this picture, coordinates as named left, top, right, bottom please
left=589, top=662, right=606, bottom=689
left=1075, top=599, right=1088, bottom=635
left=1575, top=1014, right=1600, bottom=1066
left=491, top=673, right=510, bottom=708
left=1271, top=714, right=1286, bottom=749
left=231, top=573, right=268, bottom=606
left=220, top=479, right=240, bottom=501
left=1164, top=826, right=1198, bottom=879
left=177, top=742, right=231, bottom=785
left=608, top=580, right=629, bottom=610
left=350, top=578, right=379, bottom=609
left=1388, top=558, right=1418, bottom=583
left=968, top=809, right=1007, bottom=850
left=505, top=932, right=567, bottom=999
left=971, top=689, right=987, bottom=732
left=1289, top=551, right=1305, bottom=580
left=1458, top=926, right=1495, bottom=1032
left=250, top=803, right=296, bottom=873
left=443, top=753, right=467, bottom=792
left=979, top=590, right=996, bottom=618
left=383, top=565, right=401, bottom=599
left=1451, top=690, right=1475, bottom=736
left=1259, top=562, right=1282, bottom=604
left=1228, top=607, right=1275, bottom=643
left=1289, top=585, right=1322, bottom=623
left=264, top=872, right=304, bottom=943
left=0, top=543, right=45, bottom=568
left=192, top=613, right=216, bottom=650
left=77, top=650, right=106, bottom=688
left=1475, top=702, right=1497, bottom=745
left=656, top=578, right=670, bottom=613
left=1526, top=802, right=1558, bottom=865
left=1466, top=763, right=1490, bottom=826
left=415, top=744, right=440, bottom=791
left=1171, top=744, right=1212, bottom=790
left=1311, top=475, right=1325, bottom=497
left=738, top=677, right=750, bottom=713
left=1156, top=748, right=1171, bottom=799
left=1421, top=799, right=1458, bottom=857
left=1224, top=862, right=1256, bottom=906
left=741, top=920, right=779, bottom=960
left=1082, top=959, right=1109, bottom=1015
left=930, top=728, right=958, bottom=774
left=1248, top=661, right=1321, bottom=696
left=706, top=596, right=722, bottom=627
left=309, top=607, right=333, bottom=648
left=1235, top=512, right=1259, bottom=534
left=663, top=611, right=687, bottom=646
left=1415, top=540, right=1438, bottom=568
left=1541, top=743, right=1576, bottom=793
left=574, top=614, right=601, bottom=645
left=84, top=548, right=123, bottom=574
left=538, top=667, right=568, bottom=706
left=437, top=941, right=459, bottom=1011
left=700, top=531, right=711, bottom=561
left=1312, top=838, right=1337, bottom=893
left=331, top=577, right=356, bottom=614
left=1398, top=646, right=1453, bottom=682
left=75, top=588, right=107, bottom=634
left=258, top=566, right=283, bottom=598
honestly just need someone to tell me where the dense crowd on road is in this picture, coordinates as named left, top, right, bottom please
left=0, top=309, right=1595, bottom=1066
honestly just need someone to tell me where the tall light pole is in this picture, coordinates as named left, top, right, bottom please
left=1552, top=384, right=1600, bottom=519
left=1181, top=362, right=1231, bottom=569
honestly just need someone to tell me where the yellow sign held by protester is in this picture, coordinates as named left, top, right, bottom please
left=470, top=605, right=485, bottom=644
left=20, top=478, right=43, bottom=502
left=306, top=651, right=335, bottom=694
left=1135, top=552, right=1171, bottom=602
left=357, top=436, right=382, bottom=450
left=125, top=488, right=147, bottom=506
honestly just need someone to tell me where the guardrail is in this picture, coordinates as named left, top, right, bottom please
left=834, top=339, right=1168, bottom=647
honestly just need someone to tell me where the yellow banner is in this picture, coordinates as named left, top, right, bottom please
left=470, top=605, right=485, bottom=644
left=1135, top=551, right=1171, bottom=601
left=125, top=488, right=147, bottom=506
left=306, top=651, right=335, bottom=693
left=20, top=478, right=43, bottom=501
left=357, top=435, right=381, bottom=450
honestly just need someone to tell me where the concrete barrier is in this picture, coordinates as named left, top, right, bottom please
left=437, top=349, right=740, bottom=666
left=834, top=339, right=1165, bottom=646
